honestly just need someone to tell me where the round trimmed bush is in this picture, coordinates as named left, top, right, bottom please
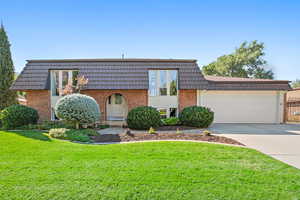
left=0, top=104, right=39, bottom=129
left=55, top=94, right=100, bottom=128
left=126, top=106, right=161, bottom=130
left=179, top=106, right=214, bottom=128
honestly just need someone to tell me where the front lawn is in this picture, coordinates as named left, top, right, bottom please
left=0, top=130, right=300, bottom=200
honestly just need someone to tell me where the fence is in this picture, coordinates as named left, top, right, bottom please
left=286, top=98, right=300, bottom=122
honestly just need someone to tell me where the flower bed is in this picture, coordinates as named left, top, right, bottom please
left=92, top=133, right=244, bottom=146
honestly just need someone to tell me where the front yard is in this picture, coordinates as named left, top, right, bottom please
left=1, top=130, right=300, bottom=200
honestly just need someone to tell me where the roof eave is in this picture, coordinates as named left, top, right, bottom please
left=26, top=58, right=198, bottom=63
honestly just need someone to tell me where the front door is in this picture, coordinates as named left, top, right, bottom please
left=106, top=94, right=127, bottom=121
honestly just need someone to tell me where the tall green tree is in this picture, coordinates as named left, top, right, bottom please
left=202, top=41, right=274, bottom=79
left=291, top=79, right=300, bottom=89
left=0, top=24, right=17, bottom=110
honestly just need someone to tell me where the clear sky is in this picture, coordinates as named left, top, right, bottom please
left=1, top=0, right=299, bottom=81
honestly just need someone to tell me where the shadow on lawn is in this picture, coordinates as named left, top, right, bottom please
left=10, top=130, right=51, bottom=141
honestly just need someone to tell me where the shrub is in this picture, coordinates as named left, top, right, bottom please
left=126, top=106, right=161, bottom=130
left=65, top=129, right=91, bottom=142
left=162, top=117, right=180, bottom=126
left=179, top=106, right=214, bottom=128
left=79, top=129, right=99, bottom=136
left=202, top=130, right=212, bottom=136
left=148, top=127, right=156, bottom=134
left=49, top=128, right=93, bottom=142
left=49, top=128, right=68, bottom=139
left=55, top=94, right=100, bottom=129
left=0, top=105, right=39, bottom=129
left=97, top=124, right=110, bottom=129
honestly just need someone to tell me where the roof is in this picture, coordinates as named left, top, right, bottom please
left=205, top=75, right=292, bottom=91
left=11, top=58, right=292, bottom=91
left=205, top=75, right=290, bottom=83
left=11, top=58, right=208, bottom=90
left=26, top=58, right=197, bottom=63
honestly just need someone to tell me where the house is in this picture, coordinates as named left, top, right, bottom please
left=286, top=88, right=300, bottom=122
left=287, top=88, right=300, bottom=101
left=11, top=58, right=291, bottom=124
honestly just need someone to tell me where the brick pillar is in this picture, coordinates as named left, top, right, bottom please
left=178, top=90, right=197, bottom=111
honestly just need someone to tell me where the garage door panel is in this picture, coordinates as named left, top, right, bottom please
left=201, top=92, right=278, bottom=123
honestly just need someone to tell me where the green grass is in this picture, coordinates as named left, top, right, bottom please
left=0, top=130, right=300, bottom=200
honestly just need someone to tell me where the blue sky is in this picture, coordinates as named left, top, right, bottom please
left=1, top=0, right=299, bottom=81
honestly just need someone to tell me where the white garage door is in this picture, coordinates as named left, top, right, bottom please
left=199, top=91, right=283, bottom=123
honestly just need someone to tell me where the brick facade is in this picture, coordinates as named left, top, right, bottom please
left=24, top=89, right=197, bottom=122
left=82, top=90, right=148, bottom=121
left=179, top=90, right=197, bottom=111
left=25, top=90, right=51, bottom=121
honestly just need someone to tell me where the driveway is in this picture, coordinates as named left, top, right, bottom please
left=209, top=123, right=300, bottom=169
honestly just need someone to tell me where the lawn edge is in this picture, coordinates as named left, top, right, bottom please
left=73, top=139, right=249, bottom=148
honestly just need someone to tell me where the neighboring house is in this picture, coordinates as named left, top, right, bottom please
left=286, top=88, right=300, bottom=122
left=11, top=58, right=291, bottom=124
left=287, top=88, right=300, bottom=101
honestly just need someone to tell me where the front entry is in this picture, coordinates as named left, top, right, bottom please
left=106, top=93, right=128, bottom=121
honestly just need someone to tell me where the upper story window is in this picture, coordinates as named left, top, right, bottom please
left=159, top=70, right=167, bottom=96
left=148, top=70, right=178, bottom=97
left=51, top=70, right=78, bottom=96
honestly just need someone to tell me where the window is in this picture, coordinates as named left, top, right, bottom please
left=51, top=71, right=60, bottom=96
left=62, top=71, right=69, bottom=90
left=159, top=109, right=167, bottom=119
left=159, top=70, right=167, bottom=96
left=169, top=71, right=178, bottom=96
left=72, top=71, right=79, bottom=86
left=115, top=94, right=123, bottom=104
left=169, top=108, right=177, bottom=117
left=149, top=70, right=157, bottom=96
left=51, top=70, right=78, bottom=96
left=148, top=70, right=178, bottom=96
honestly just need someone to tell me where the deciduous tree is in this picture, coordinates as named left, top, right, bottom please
left=202, top=41, right=274, bottom=79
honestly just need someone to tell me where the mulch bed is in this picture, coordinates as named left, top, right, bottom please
left=92, top=133, right=244, bottom=146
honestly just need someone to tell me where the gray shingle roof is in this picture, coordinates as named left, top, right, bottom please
left=11, top=59, right=208, bottom=90
left=11, top=58, right=291, bottom=91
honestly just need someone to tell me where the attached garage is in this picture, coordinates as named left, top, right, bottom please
left=198, top=91, right=285, bottom=123
left=197, top=76, right=292, bottom=124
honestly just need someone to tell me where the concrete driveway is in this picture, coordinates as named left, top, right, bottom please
left=209, top=123, right=300, bottom=169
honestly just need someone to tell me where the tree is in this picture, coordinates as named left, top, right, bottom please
left=0, top=24, right=17, bottom=110
left=55, top=94, right=100, bottom=129
left=61, top=75, right=88, bottom=95
left=291, top=79, right=300, bottom=89
left=202, top=41, right=274, bottom=79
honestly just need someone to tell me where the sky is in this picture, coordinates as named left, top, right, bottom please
left=1, top=0, right=299, bottom=81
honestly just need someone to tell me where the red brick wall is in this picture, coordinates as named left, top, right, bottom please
left=82, top=90, right=148, bottom=121
left=25, top=90, right=51, bottom=121
left=24, top=89, right=196, bottom=122
left=179, top=90, right=197, bottom=111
